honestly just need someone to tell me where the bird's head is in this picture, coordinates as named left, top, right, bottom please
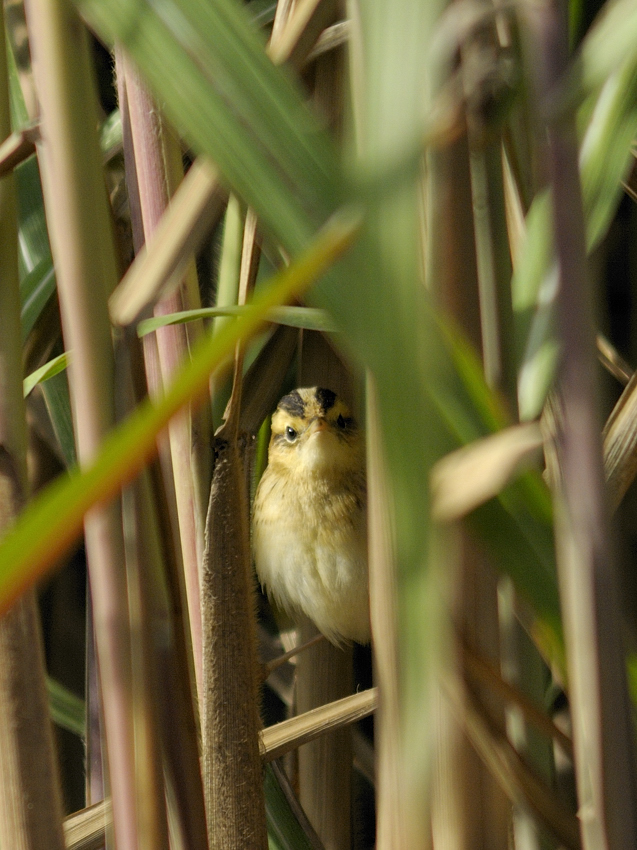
left=268, top=387, right=364, bottom=477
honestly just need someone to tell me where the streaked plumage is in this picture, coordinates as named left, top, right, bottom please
left=253, top=387, right=369, bottom=644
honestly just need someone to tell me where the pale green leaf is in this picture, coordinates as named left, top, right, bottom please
left=137, top=305, right=336, bottom=336
left=23, top=352, right=69, bottom=398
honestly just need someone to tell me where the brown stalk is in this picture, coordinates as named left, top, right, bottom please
left=428, top=71, right=509, bottom=848
left=295, top=619, right=354, bottom=850
left=532, top=3, right=637, bottom=848
left=148, top=460, right=209, bottom=850
left=116, top=51, right=210, bottom=701
left=0, top=11, right=66, bottom=850
left=24, top=2, right=140, bottom=847
left=114, top=64, right=209, bottom=849
left=120, top=478, right=170, bottom=850
left=106, top=73, right=174, bottom=850
left=201, top=207, right=267, bottom=849
left=126, top=459, right=208, bottom=850
left=201, top=430, right=267, bottom=849
left=432, top=550, right=510, bottom=850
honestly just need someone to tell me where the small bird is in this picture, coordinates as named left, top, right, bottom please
left=253, top=387, right=369, bottom=645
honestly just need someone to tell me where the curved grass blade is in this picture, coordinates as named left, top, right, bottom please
left=100, top=108, right=122, bottom=161
left=265, top=764, right=321, bottom=850
left=41, top=371, right=76, bottom=468
left=23, top=351, right=69, bottom=397
left=19, top=254, right=56, bottom=340
left=137, top=305, right=336, bottom=336
left=47, top=677, right=86, bottom=738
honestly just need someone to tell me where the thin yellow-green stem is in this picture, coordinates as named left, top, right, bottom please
left=211, top=194, right=245, bottom=426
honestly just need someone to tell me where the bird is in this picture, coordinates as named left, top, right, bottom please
left=253, top=387, right=370, bottom=645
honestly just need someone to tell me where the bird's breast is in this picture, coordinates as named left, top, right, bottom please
left=253, top=468, right=369, bottom=643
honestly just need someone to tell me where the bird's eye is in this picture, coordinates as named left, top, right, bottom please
left=285, top=426, right=298, bottom=442
left=336, top=414, right=346, bottom=429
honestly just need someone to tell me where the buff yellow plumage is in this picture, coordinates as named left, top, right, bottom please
left=253, top=387, right=369, bottom=644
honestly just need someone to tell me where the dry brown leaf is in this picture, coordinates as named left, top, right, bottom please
left=63, top=800, right=110, bottom=850
left=430, top=423, right=543, bottom=523
left=261, top=687, right=377, bottom=761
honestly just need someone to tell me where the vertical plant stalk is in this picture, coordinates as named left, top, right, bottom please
left=201, top=435, right=267, bottom=850
left=211, top=195, right=245, bottom=427
left=468, top=140, right=517, bottom=409
left=24, top=2, right=139, bottom=848
left=296, top=333, right=354, bottom=850
left=111, top=71, right=208, bottom=846
left=429, top=111, right=509, bottom=848
left=121, top=482, right=170, bottom=850
left=119, top=53, right=210, bottom=697
left=118, top=308, right=208, bottom=850
left=201, top=208, right=267, bottom=849
left=467, top=27, right=555, bottom=848
left=122, top=450, right=208, bottom=850
left=536, top=2, right=637, bottom=848
left=366, top=378, right=407, bottom=850
left=145, top=461, right=209, bottom=850
left=0, top=11, right=66, bottom=848
left=296, top=627, right=353, bottom=850
left=461, top=9, right=517, bottom=408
